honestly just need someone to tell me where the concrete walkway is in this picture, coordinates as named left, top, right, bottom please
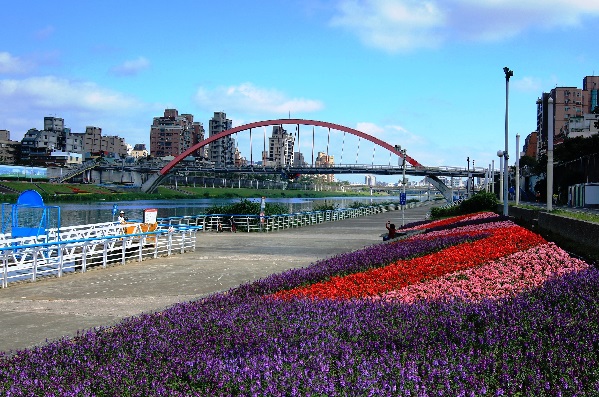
left=0, top=204, right=435, bottom=353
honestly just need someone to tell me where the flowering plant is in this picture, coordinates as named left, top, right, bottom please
left=1, top=212, right=596, bottom=395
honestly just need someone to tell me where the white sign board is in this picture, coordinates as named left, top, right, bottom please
left=144, top=208, right=158, bottom=224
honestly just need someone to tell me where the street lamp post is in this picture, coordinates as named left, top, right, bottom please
left=497, top=151, right=504, bottom=203
left=547, top=97, right=554, bottom=211
left=503, top=67, right=513, bottom=216
left=402, top=148, right=407, bottom=227
left=472, top=159, right=475, bottom=193
left=491, top=159, right=495, bottom=194
left=515, top=133, right=520, bottom=205
left=466, top=157, right=470, bottom=197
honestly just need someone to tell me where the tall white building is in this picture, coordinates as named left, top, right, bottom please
left=267, top=125, right=294, bottom=167
left=365, top=175, right=376, bottom=186
left=208, top=112, right=235, bottom=167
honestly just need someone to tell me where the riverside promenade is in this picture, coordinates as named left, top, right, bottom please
left=0, top=204, right=435, bottom=353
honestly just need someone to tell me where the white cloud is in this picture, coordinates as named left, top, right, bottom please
left=0, top=75, right=153, bottom=141
left=0, top=76, right=144, bottom=112
left=0, top=52, right=31, bottom=74
left=512, top=76, right=542, bottom=92
left=194, top=82, right=324, bottom=115
left=356, top=122, right=425, bottom=145
left=34, top=25, right=55, bottom=40
left=355, top=122, right=385, bottom=135
left=111, top=57, right=150, bottom=76
left=330, top=0, right=445, bottom=52
left=330, top=0, right=599, bottom=52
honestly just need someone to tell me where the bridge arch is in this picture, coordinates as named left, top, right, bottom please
left=159, top=118, right=424, bottom=175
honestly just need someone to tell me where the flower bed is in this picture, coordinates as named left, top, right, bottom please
left=1, top=212, right=597, bottom=395
left=272, top=218, right=546, bottom=300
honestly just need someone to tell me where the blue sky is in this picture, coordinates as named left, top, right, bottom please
left=2, top=0, right=599, bottom=183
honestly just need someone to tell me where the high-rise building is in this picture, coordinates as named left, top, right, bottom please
left=20, top=117, right=83, bottom=164
left=150, top=109, right=205, bottom=158
left=208, top=111, right=235, bottom=167
left=315, top=151, right=335, bottom=182
left=78, top=126, right=128, bottom=157
left=0, top=130, right=20, bottom=165
left=267, top=125, right=294, bottom=167
left=583, top=76, right=599, bottom=113
left=535, top=75, right=599, bottom=157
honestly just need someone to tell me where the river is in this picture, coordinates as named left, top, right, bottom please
left=39, top=195, right=426, bottom=228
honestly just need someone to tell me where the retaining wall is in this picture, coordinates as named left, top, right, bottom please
left=506, top=205, right=599, bottom=249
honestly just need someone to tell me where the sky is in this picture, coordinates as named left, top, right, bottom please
left=2, top=0, right=599, bottom=184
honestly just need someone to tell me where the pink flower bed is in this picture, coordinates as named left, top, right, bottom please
left=377, top=242, right=590, bottom=303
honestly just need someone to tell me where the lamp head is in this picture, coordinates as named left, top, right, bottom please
left=497, top=150, right=504, bottom=157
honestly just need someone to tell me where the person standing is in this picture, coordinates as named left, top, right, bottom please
left=117, top=210, right=127, bottom=223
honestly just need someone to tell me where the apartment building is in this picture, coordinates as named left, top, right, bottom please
left=150, top=109, right=205, bottom=159
left=534, top=75, right=599, bottom=158
left=20, top=117, right=83, bottom=165
left=208, top=111, right=235, bottom=167
left=130, top=143, right=149, bottom=159
left=266, top=125, right=294, bottom=167
left=78, top=126, right=128, bottom=157
left=315, top=151, right=335, bottom=182
left=0, top=130, right=20, bottom=164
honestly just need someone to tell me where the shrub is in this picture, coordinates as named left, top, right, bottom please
left=460, top=191, right=498, bottom=213
left=431, top=192, right=498, bottom=219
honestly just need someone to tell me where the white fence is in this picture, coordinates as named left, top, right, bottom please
left=159, top=201, right=428, bottom=233
left=0, top=222, right=199, bottom=288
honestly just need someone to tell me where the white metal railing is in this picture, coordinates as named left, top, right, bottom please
left=0, top=224, right=199, bottom=288
left=160, top=201, right=430, bottom=233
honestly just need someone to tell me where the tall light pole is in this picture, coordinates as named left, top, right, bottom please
left=515, top=133, right=520, bottom=205
left=491, top=159, right=495, bottom=194
left=472, top=159, right=475, bottom=193
left=547, top=96, right=554, bottom=211
left=401, top=148, right=407, bottom=227
left=497, top=151, right=504, bottom=203
left=466, top=156, right=470, bottom=197
left=503, top=66, right=513, bottom=216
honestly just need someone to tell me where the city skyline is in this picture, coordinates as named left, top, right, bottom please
left=2, top=1, right=599, bottom=183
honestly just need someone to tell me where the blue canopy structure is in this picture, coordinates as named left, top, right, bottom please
left=7, top=190, right=61, bottom=239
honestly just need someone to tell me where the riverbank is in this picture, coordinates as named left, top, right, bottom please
left=0, top=203, right=434, bottom=353
left=0, top=181, right=391, bottom=203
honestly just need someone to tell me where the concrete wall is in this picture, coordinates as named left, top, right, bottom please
left=506, top=205, right=599, bottom=248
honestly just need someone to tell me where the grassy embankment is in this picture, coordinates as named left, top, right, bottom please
left=0, top=181, right=385, bottom=203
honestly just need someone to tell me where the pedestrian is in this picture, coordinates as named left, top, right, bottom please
left=229, top=218, right=237, bottom=233
left=383, top=221, right=396, bottom=241
left=117, top=210, right=128, bottom=223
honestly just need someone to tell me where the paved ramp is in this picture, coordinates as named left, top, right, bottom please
left=0, top=204, right=434, bottom=353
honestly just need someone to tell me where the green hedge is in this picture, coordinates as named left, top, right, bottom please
left=431, top=192, right=498, bottom=219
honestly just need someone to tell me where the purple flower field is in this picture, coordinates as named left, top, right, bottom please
left=1, top=215, right=598, bottom=396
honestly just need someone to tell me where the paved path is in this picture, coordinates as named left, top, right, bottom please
left=0, top=204, right=435, bottom=353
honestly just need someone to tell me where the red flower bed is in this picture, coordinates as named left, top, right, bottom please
left=272, top=223, right=546, bottom=300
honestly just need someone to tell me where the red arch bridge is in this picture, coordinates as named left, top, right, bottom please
left=138, top=118, right=486, bottom=201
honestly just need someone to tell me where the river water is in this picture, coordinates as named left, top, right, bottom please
left=40, top=195, right=422, bottom=227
